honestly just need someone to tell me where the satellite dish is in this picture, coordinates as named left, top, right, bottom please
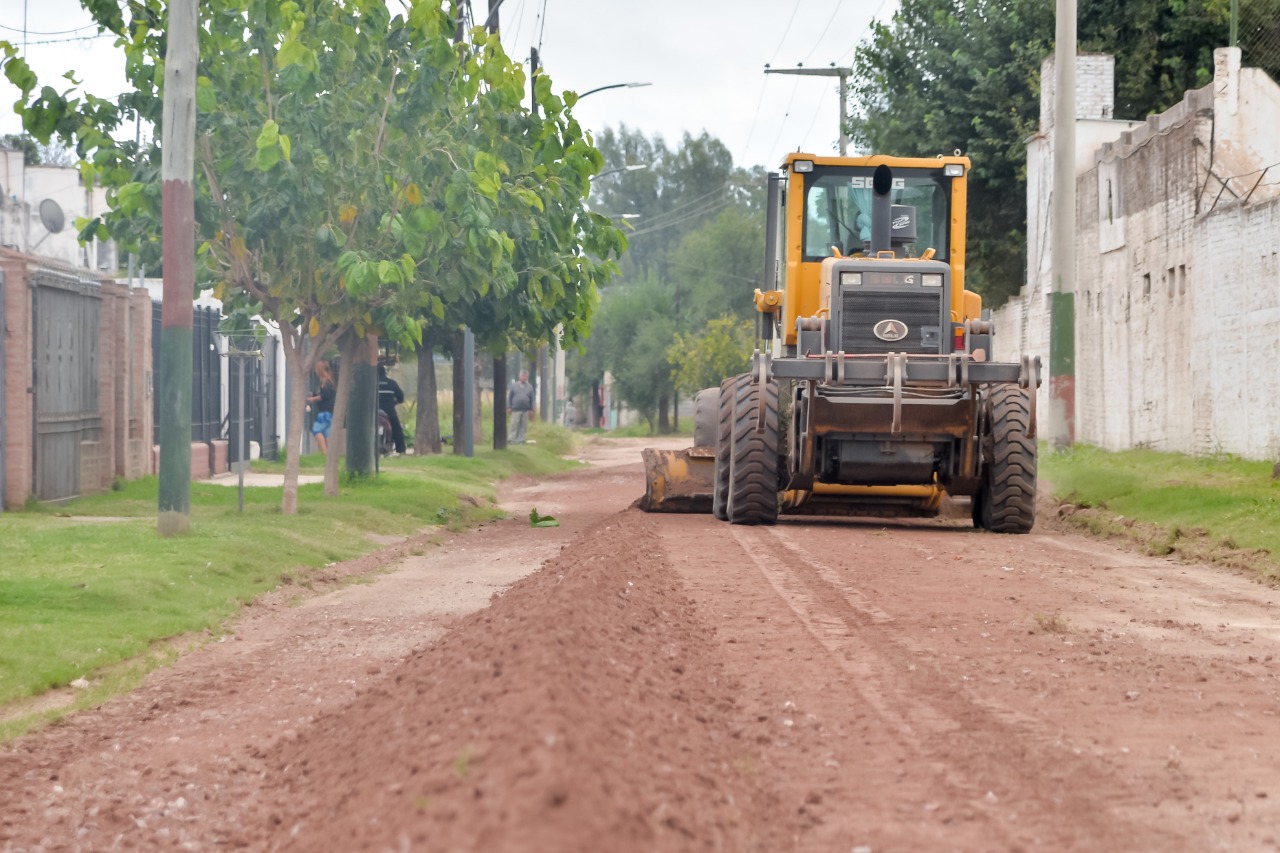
left=39, top=199, right=65, bottom=234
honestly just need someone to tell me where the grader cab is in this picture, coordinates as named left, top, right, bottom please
left=640, top=152, right=1040, bottom=532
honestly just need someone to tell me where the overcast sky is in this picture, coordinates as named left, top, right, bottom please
left=2, top=0, right=894, bottom=170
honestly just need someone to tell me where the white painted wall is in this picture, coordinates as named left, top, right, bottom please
left=995, top=48, right=1280, bottom=459
left=0, top=148, right=116, bottom=272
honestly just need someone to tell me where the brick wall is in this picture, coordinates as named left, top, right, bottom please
left=996, top=48, right=1280, bottom=460
left=1, top=249, right=153, bottom=507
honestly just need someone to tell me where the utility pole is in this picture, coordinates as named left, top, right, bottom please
left=529, top=45, right=552, bottom=426
left=764, top=65, right=852, bottom=155
left=1049, top=0, right=1077, bottom=447
left=157, top=0, right=197, bottom=536
left=488, top=0, right=510, bottom=450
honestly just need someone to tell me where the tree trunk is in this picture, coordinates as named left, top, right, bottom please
left=280, top=340, right=314, bottom=515
left=672, top=392, right=679, bottom=433
left=452, top=330, right=465, bottom=455
left=658, top=393, right=670, bottom=433
left=323, top=337, right=355, bottom=496
left=493, top=352, right=508, bottom=450
left=591, top=380, right=602, bottom=429
left=473, top=356, right=484, bottom=446
left=344, top=332, right=378, bottom=478
left=415, top=336, right=442, bottom=455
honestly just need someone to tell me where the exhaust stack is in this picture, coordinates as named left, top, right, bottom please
left=870, top=164, right=893, bottom=254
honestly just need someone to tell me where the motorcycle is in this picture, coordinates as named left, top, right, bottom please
left=377, top=408, right=395, bottom=456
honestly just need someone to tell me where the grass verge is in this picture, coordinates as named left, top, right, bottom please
left=1042, top=444, right=1280, bottom=582
left=0, top=423, right=577, bottom=738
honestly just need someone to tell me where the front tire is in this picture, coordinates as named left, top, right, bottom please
left=713, top=376, right=743, bottom=521
left=727, top=377, right=780, bottom=525
left=975, top=385, right=1037, bottom=533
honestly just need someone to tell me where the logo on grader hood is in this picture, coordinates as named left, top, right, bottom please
left=873, top=319, right=909, bottom=342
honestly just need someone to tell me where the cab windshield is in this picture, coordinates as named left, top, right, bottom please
left=802, top=168, right=952, bottom=262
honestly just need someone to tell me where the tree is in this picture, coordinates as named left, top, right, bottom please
left=667, top=316, right=754, bottom=399
left=848, top=0, right=1231, bottom=307
left=588, top=278, right=673, bottom=431
left=572, top=129, right=765, bottom=429
left=3, top=1, right=621, bottom=507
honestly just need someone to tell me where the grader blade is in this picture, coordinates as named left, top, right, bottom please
left=639, top=447, right=716, bottom=513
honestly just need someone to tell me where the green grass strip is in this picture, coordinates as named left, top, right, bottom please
left=1042, top=443, right=1280, bottom=579
left=0, top=424, right=578, bottom=727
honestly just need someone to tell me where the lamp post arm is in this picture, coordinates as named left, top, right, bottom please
left=577, top=81, right=652, bottom=100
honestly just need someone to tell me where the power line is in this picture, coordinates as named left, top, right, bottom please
left=799, top=0, right=844, bottom=65
left=765, top=76, right=802, bottom=157
left=24, top=32, right=113, bottom=46
left=536, top=0, right=548, bottom=53
left=0, top=22, right=96, bottom=36
left=735, top=77, right=769, bottom=167
left=768, top=0, right=804, bottom=66
left=625, top=195, right=735, bottom=239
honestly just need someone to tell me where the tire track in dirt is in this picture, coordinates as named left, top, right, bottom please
left=659, top=512, right=1196, bottom=852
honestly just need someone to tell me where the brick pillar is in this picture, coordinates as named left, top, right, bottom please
left=96, top=281, right=122, bottom=493
left=131, top=287, right=154, bottom=479
left=1, top=253, right=32, bottom=510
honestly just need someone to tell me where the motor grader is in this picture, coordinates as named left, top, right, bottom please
left=641, top=152, right=1040, bottom=532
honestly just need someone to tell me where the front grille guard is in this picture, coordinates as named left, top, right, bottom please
left=754, top=349, right=1040, bottom=437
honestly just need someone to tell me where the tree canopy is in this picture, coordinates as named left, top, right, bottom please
left=568, top=127, right=765, bottom=430
left=2, top=0, right=623, bottom=508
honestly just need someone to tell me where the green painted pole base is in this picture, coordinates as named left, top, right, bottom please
left=1047, top=291, right=1076, bottom=449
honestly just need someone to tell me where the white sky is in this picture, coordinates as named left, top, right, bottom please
left=1, top=0, right=894, bottom=170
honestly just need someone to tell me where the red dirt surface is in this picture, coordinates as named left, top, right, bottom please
left=3, top=437, right=1280, bottom=851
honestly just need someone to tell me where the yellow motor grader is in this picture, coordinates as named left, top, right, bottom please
left=641, top=152, right=1041, bottom=532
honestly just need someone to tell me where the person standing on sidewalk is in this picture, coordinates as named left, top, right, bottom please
left=377, top=364, right=407, bottom=455
left=307, top=360, right=337, bottom=455
left=508, top=370, right=535, bottom=444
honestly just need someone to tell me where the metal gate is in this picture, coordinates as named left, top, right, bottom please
left=152, top=302, right=223, bottom=444
left=32, top=268, right=102, bottom=502
left=226, top=329, right=279, bottom=463
left=257, top=333, right=279, bottom=459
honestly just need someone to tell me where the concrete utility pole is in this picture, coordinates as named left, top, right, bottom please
left=764, top=65, right=852, bottom=155
left=157, top=0, right=197, bottom=536
left=489, top=0, right=510, bottom=451
left=1048, top=0, right=1077, bottom=448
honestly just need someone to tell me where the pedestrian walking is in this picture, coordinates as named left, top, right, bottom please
left=508, top=370, right=535, bottom=444
left=307, top=359, right=336, bottom=455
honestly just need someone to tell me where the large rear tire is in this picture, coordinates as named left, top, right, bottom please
left=976, top=385, right=1037, bottom=534
left=712, top=376, right=743, bottom=521
left=727, top=376, right=780, bottom=525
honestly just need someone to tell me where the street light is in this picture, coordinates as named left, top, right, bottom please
left=592, top=163, right=650, bottom=181
left=577, top=81, right=652, bottom=99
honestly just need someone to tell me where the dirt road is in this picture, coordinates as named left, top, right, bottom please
left=3, top=438, right=1279, bottom=851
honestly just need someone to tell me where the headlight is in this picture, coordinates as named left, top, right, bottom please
left=840, top=271, right=862, bottom=286
left=943, top=164, right=964, bottom=177
left=922, top=273, right=943, bottom=287
left=792, top=159, right=814, bottom=173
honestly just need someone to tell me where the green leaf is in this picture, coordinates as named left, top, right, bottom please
left=376, top=259, right=400, bottom=284
left=255, top=144, right=280, bottom=171
left=2, top=55, right=37, bottom=95
left=529, top=508, right=559, bottom=527
left=276, top=38, right=308, bottom=70
left=195, top=76, right=216, bottom=112
left=255, top=120, right=279, bottom=151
